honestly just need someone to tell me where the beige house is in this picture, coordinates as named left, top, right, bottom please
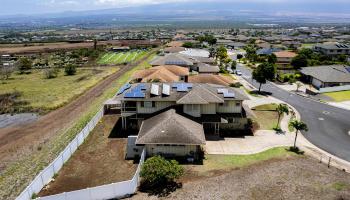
left=110, top=82, right=249, bottom=159
left=273, top=51, right=297, bottom=69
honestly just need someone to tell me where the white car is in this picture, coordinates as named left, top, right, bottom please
left=235, top=70, right=243, bottom=76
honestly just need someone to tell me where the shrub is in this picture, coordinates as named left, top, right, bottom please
left=64, top=64, right=77, bottom=76
left=17, top=57, right=33, bottom=74
left=229, top=82, right=242, bottom=88
left=140, top=156, right=184, bottom=187
left=43, top=68, right=59, bottom=79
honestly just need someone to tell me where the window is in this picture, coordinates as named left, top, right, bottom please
left=141, top=101, right=155, bottom=108
left=187, top=104, right=199, bottom=111
left=219, top=102, right=229, bottom=107
left=235, top=102, right=241, bottom=106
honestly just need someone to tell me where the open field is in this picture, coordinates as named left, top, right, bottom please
left=0, top=49, right=159, bottom=200
left=97, top=50, right=148, bottom=65
left=0, top=40, right=161, bottom=54
left=252, top=103, right=279, bottom=130
left=38, top=115, right=136, bottom=197
left=324, top=90, right=350, bottom=102
left=0, top=67, right=119, bottom=113
left=130, top=155, right=350, bottom=200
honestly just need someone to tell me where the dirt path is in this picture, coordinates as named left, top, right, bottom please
left=0, top=50, right=156, bottom=173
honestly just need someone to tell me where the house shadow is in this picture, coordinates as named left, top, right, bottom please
left=250, top=90, right=272, bottom=96
left=108, top=118, right=138, bottom=138
left=139, top=181, right=183, bottom=198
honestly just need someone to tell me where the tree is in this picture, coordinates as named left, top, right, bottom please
left=216, top=45, right=228, bottom=63
left=93, top=39, right=97, bottom=50
left=182, top=42, right=194, bottom=48
left=64, top=64, right=77, bottom=75
left=291, top=54, right=308, bottom=69
left=0, top=66, right=15, bottom=80
left=252, top=62, right=276, bottom=92
left=140, top=156, right=184, bottom=187
left=17, top=57, right=32, bottom=74
left=209, top=47, right=216, bottom=58
left=236, top=54, right=243, bottom=60
left=276, top=104, right=289, bottom=129
left=289, top=120, right=308, bottom=148
left=267, top=54, right=277, bottom=64
left=231, top=60, right=237, bottom=71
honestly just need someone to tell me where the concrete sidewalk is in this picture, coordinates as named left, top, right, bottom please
left=205, top=76, right=350, bottom=172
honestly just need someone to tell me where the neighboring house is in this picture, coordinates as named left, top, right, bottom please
left=110, top=46, right=130, bottom=52
left=150, top=53, right=194, bottom=68
left=150, top=53, right=219, bottom=74
left=179, top=48, right=210, bottom=58
left=273, top=51, right=297, bottom=69
left=256, top=48, right=280, bottom=56
left=196, top=63, right=220, bottom=74
left=164, top=46, right=185, bottom=53
left=132, top=65, right=189, bottom=83
left=300, top=65, right=350, bottom=91
left=314, top=43, right=350, bottom=56
left=113, top=83, right=249, bottom=159
left=226, top=42, right=246, bottom=50
left=189, top=74, right=235, bottom=86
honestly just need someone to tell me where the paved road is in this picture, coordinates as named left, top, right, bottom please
left=237, top=64, right=350, bottom=162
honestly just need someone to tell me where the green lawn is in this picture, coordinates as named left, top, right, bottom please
left=187, top=147, right=298, bottom=175
left=252, top=103, right=279, bottom=130
left=97, top=50, right=148, bottom=65
left=0, top=67, right=118, bottom=112
left=324, top=90, right=350, bottom=102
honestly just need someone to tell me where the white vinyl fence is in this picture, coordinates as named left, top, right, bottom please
left=37, top=149, right=146, bottom=200
left=16, top=107, right=105, bottom=200
left=319, top=85, right=350, bottom=93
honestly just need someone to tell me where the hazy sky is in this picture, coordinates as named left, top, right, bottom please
left=1, top=0, right=350, bottom=16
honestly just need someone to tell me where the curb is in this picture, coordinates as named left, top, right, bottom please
left=240, top=76, right=350, bottom=173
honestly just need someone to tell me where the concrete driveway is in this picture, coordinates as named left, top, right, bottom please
left=205, top=130, right=293, bottom=155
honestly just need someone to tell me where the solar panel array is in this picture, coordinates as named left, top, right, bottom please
left=151, top=84, right=160, bottom=96
left=217, top=88, right=235, bottom=98
left=172, top=83, right=193, bottom=92
left=124, top=83, right=146, bottom=98
left=117, top=83, right=131, bottom=95
left=164, top=60, right=188, bottom=65
left=162, top=84, right=170, bottom=96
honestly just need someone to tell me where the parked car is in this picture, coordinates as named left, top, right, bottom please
left=235, top=70, right=243, bottom=76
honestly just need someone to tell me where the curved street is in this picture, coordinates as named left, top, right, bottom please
left=237, top=64, right=350, bottom=162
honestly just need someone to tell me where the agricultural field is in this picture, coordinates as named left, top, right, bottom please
left=98, top=50, right=148, bottom=65
left=0, top=67, right=119, bottom=113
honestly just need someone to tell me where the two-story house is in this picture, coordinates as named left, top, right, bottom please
left=314, top=43, right=350, bottom=56
left=107, top=83, right=249, bottom=159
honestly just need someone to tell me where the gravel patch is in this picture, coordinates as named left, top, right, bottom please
left=0, top=113, right=38, bottom=128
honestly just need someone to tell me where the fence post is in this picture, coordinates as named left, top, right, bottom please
left=328, top=157, right=331, bottom=168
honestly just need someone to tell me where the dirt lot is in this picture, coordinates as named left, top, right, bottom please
left=130, top=157, right=350, bottom=200
left=38, top=115, right=136, bottom=196
left=0, top=50, right=157, bottom=200
left=0, top=40, right=161, bottom=54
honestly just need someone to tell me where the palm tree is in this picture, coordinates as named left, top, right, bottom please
left=276, top=104, right=289, bottom=129
left=289, top=120, right=308, bottom=148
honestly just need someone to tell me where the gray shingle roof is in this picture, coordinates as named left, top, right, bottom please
left=197, top=63, right=220, bottom=73
left=136, top=109, right=206, bottom=145
left=177, top=85, right=224, bottom=104
left=114, top=83, right=249, bottom=102
left=150, top=53, right=194, bottom=66
left=300, top=65, right=350, bottom=83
